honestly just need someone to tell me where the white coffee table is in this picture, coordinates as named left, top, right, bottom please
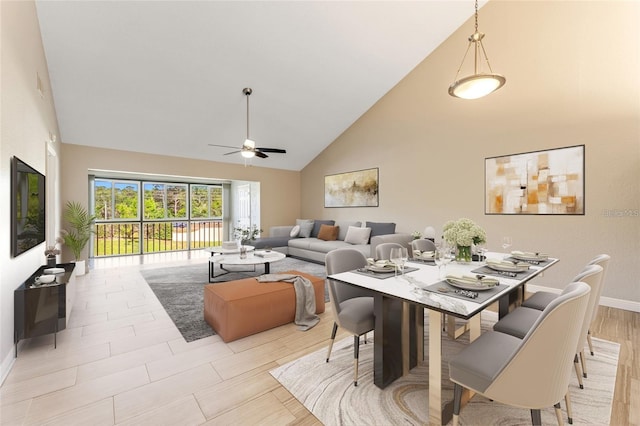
left=208, top=251, right=286, bottom=282
left=203, top=245, right=255, bottom=255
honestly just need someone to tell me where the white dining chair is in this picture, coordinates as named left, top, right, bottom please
left=375, top=242, right=403, bottom=260
left=449, top=281, right=591, bottom=426
left=410, top=238, right=437, bottom=256
left=493, top=264, right=603, bottom=424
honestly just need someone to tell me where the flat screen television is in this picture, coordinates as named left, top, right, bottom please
left=11, top=156, right=46, bottom=257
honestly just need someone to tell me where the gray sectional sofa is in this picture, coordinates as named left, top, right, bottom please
left=248, top=219, right=412, bottom=264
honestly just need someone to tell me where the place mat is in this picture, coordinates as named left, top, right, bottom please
left=471, top=265, right=537, bottom=280
left=419, top=280, right=508, bottom=303
left=408, top=257, right=435, bottom=264
left=504, top=256, right=553, bottom=267
left=352, top=266, right=419, bottom=280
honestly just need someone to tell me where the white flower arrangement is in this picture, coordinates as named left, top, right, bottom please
left=442, top=218, right=486, bottom=247
left=411, top=230, right=422, bottom=240
left=233, top=224, right=263, bottom=242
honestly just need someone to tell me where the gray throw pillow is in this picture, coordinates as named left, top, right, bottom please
left=335, top=221, right=362, bottom=241
left=344, top=226, right=371, bottom=245
left=298, top=221, right=314, bottom=238
left=311, top=220, right=335, bottom=238
left=366, top=221, right=396, bottom=241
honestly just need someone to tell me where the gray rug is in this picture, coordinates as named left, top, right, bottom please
left=141, top=256, right=327, bottom=342
left=271, top=312, right=619, bottom=425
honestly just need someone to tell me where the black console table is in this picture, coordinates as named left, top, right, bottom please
left=14, top=262, right=76, bottom=357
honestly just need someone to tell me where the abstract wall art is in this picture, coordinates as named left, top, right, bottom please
left=485, top=145, right=585, bottom=215
left=324, top=168, right=379, bottom=208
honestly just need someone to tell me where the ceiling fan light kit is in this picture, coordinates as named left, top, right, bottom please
left=208, top=88, right=286, bottom=161
left=449, top=0, right=505, bottom=99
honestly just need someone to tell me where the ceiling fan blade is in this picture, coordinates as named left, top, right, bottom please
left=254, top=151, right=268, bottom=159
left=224, top=150, right=241, bottom=156
left=256, top=147, right=286, bottom=154
left=209, top=144, right=239, bottom=149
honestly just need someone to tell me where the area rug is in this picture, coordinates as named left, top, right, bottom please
left=271, top=312, right=619, bottom=425
left=140, top=257, right=327, bottom=342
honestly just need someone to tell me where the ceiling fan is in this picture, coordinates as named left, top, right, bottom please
left=208, top=88, right=287, bottom=159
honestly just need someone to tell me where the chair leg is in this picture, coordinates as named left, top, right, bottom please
left=573, top=354, right=584, bottom=389
left=452, top=383, right=463, bottom=426
left=530, top=409, right=542, bottom=426
left=579, top=350, right=588, bottom=378
left=353, top=335, right=360, bottom=386
left=587, top=329, right=594, bottom=356
left=565, top=391, right=573, bottom=424
left=326, top=322, right=338, bottom=362
left=554, top=402, right=564, bottom=426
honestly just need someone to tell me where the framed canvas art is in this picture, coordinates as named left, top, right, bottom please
left=324, top=168, right=379, bottom=208
left=485, top=145, right=585, bottom=215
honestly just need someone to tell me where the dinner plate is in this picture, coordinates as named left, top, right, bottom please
left=367, top=264, right=396, bottom=273
left=486, top=261, right=529, bottom=272
left=43, top=267, right=65, bottom=274
left=446, top=277, right=498, bottom=291
left=511, top=251, right=548, bottom=261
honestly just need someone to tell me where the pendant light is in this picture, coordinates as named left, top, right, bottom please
left=448, top=0, right=505, bottom=99
left=241, top=88, right=256, bottom=158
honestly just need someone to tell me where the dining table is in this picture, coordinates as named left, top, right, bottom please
left=328, top=251, right=559, bottom=425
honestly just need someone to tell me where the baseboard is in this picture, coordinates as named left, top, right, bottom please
left=0, top=346, right=17, bottom=386
left=527, top=284, right=640, bottom=313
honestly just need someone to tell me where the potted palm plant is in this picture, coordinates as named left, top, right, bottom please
left=61, top=200, right=96, bottom=275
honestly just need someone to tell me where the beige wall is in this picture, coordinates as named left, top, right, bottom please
left=1, top=0, right=62, bottom=380
left=59, top=144, right=301, bottom=260
left=301, top=1, right=640, bottom=304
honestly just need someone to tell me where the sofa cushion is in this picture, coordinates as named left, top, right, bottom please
left=318, top=224, right=339, bottom=241
left=335, top=220, right=362, bottom=241
left=288, top=237, right=320, bottom=250
left=308, top=240, right=352, bottom=253
left=289, top=225, right=300, bottom=238
left=344, top=226, right=371, bottom=245
left=366, top=221, right=396, bottom=241
left=311, top=220, right=335, bottom=238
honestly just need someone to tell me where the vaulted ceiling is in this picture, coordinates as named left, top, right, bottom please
left=36, top=1, right=483, bottom=171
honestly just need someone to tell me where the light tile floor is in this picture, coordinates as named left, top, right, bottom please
left=1, top=252, right=329, bottom=425
left=2, top=252, right=636, bottom=425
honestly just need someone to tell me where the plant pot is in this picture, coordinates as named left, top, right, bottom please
left=74, top=260, right=86, bottom=276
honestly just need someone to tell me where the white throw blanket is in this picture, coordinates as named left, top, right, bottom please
left=256, top=274, right=320, bottom=331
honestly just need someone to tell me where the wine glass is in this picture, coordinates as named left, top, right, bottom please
left=441, top=245, right=454, bottom=275
left=390, top=247, right=402, bottom=277
left=434, top=248, right=445, bottom=279
left=399, top=247, right=409, bottom=275
left=502, top=236, right=512, bottom=254
left=477, top=244, right=489, bottom=263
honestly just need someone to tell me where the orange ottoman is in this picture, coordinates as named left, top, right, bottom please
left=203, top=270, right=325, bottom=342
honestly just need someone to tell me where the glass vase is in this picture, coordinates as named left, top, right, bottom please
left=456, top=245, right=472, bottom=263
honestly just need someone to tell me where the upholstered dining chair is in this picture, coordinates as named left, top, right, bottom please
left=411, top=238, right=436, bottom=251
left=449, top=281, right=591, bottom=426
left=522, top=255, right=610, bottom=371
left=375, top=242, right=404, bottom=260
left=325, top=248, right=374, bottom=386
left=494, top=264, right=603, bottom=387
left=524, top=254, right=610, bottom=361
left=410, top=238, right=437, bottom=256
left=492, top=265, right=602, bottom=424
